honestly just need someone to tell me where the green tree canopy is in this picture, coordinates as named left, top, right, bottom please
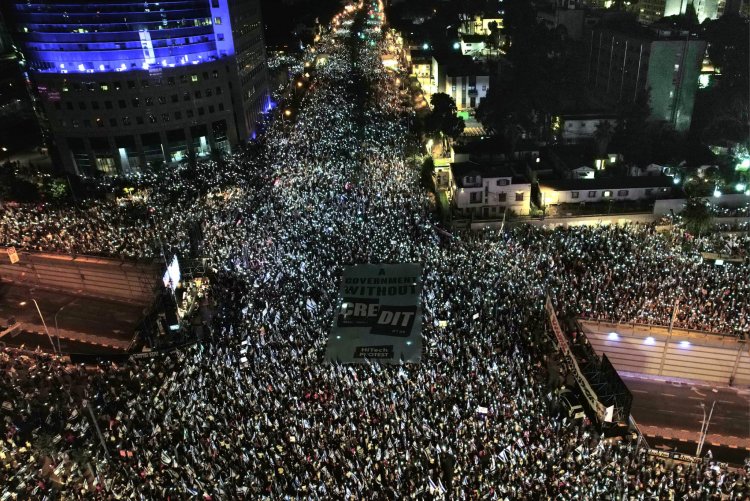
left=681, top=197, right=713, bottom=235
left=427, top=93, right=465, bottom=150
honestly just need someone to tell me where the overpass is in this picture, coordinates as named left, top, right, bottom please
left=0, top=249, right=162, bottom=353
left=580, top=320, right=750, bottom=387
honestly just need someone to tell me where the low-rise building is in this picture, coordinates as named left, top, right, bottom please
left=539, top=176, right=674, bottom=205
left=410, top=52, right=490, bottom=111
left=555, top=113, right=618, bottom=145
left=458, top=15, right=503, bottom=36
left=436, top=55, right=489, bottom=111
left=459, top=34, right=487, bottom=57
left=451, top=161, right=532, bottom=217
left=537, top=6, right=586, bottom=40
left=408, top=50, right=438, bottom=97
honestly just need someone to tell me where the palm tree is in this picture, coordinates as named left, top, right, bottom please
left=593, top=120, right=615, bottom=156
left=503, top=117, right=524, bottom=156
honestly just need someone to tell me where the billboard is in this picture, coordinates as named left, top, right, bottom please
left=162, top=255, right=181, bottom=291
left=326, top=263, right=422, bottom=364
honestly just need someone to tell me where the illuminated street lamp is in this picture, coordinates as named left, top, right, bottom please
left=696, top=401, right=716, bottom=457
left=284, top=109, right=292, bottom=117
left=19, top=300, right=58, bottom=354
left=453, top=42, right=460, bottom=50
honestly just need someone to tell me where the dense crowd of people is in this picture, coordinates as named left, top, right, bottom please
left=1, top=3, right=749, bottom=499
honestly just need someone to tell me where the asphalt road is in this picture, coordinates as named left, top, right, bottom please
left=0, top=283, right=145, bottom=350
left=623, top=374, right=750, bottom=464
left=624, top=375, right=750, bottom=438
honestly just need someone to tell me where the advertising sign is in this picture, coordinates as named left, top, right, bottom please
left=326, top=264, right=422, bottom=364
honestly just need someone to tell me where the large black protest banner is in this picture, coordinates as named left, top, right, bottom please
left=326, top=263, right=422, bottom=364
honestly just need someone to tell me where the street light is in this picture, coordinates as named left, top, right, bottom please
left=19, top=299, right=58, bottom=354
left=696, top=401, right=716, bottom=456
left=658, top=299, right=680, bottom=375
left=54, top=300, right=77, bottom=355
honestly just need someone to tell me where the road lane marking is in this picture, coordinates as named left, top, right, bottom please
left=661, top=393, right=677, bottom=397
left=690, top=387, right=707, bottom=397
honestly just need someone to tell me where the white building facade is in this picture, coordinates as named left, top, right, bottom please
left=442, top=73, right=489, bottom=111
left=539, top=176, right=674, bottom=205
left=451, top=162, right=532, bottom=217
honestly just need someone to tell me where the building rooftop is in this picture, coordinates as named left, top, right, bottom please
left=559, top=112, right=619, bottom=120
left=451, top=161, right=529, bottom=187
left=454, top=136, right=541, bottom=157
left=547, top=144, right=597, bottom=170
left=460, top=34, right=487, bottom=44
left=434, top=53, right=487, bottom=77
left=592, top=13, right=703, bottom=41
left=541, top=175, right=675, bottom=191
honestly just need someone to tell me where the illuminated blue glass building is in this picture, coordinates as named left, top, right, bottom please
left=1, top=0, right=269, bottom=175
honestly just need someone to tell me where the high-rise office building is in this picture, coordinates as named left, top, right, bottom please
left=585, top=22, right=706, bottom=132
left=1, top=0, right=270, bottom=175
left=638, top=0, right=719, bottom=25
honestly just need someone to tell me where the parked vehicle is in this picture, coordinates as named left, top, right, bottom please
left=559, top=387, right=586, bottom=420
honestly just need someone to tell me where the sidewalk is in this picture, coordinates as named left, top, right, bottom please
left=639, top=424, right=750, bottom=450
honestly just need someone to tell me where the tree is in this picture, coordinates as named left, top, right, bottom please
left=503, top=117, right=525, bottom=156
left=420, top=156, right=435, bottom=191
left=681, top=197, right=713, bottom=235
left=486, top=21, right=501, bottom=53
left=684, top=2, right=699, bottom=26
left=46, top=179, right=69, bottom=199
left=593, top=120, right=615, bottom=156
left=611, top=90, right=653, bottom=166
left=427, top=93, right=465, bottom=153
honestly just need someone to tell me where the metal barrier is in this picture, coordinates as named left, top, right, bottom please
left=581, top=317, right=738, bottom=341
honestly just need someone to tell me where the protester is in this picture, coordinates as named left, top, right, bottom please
left=1, top=4, right=748, bottom=499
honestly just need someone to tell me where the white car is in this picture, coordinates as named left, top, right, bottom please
left=559, top=388, right=586, bottom=420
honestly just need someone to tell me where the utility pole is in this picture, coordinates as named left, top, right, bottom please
left=87, top=403, right=110, bottom=459
left=20, top=299, right=57, bottom=355
left=54, top=299, right=77, bottom=354
left=658, top=299, right=680, bottom=375
left=696, top=400, right=716, bottom=457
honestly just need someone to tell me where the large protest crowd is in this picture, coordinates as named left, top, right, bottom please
left=1, top=3, right=749, bottom=499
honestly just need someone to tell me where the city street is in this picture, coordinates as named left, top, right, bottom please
left=1, top=0, right=749, bottom=498
left=0, top=282, right=144, bottom=352
left=624, top=373, right=750, bottom=463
